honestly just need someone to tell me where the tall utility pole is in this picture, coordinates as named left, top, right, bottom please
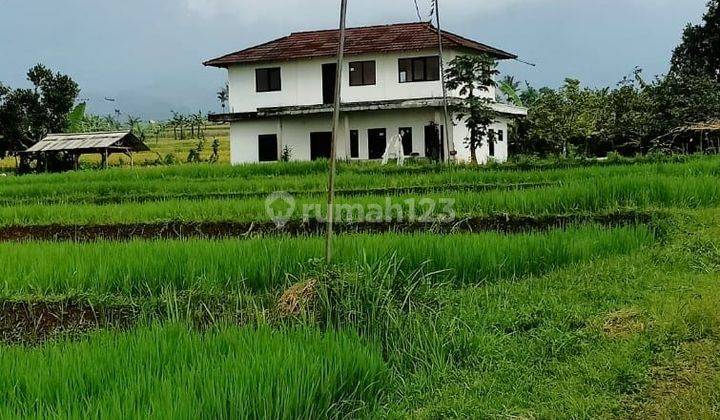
left=325, top=0, right=348, bottom=263
left=435, top=0, right=453, bottom=162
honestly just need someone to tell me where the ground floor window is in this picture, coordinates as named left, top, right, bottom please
left=350, top=130, right=359, bottom=158
left=310, top=132, right=332, bottom=161
left=368, top=128, right=387, bottom=160
left=258, top=134, right=278, bottom=162
left=399, top=127, right=413, bottom=156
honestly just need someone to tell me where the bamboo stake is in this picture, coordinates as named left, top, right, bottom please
left=325, top=0, right=348, bottom=263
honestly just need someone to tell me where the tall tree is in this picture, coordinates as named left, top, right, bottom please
left=526, top=79, right=602, bottom=157
left=217, top=84, right=229, bottom=112
left=0, top=64, right=79, bottom=155
left=445, top=54, right=499, bottom=164
left=671, top=0, right=720, bottom=81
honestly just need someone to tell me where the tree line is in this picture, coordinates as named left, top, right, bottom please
left=448, top=0, right=720, bottom=161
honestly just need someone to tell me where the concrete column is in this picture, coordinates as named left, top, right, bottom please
left=277, top=117, right=284, bottom=161
left=338, top=114, right=350, bottom=160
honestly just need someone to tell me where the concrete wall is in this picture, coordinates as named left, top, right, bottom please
left=227, top=49, right=496, bottom=113
left=229, top=108, right=509, bottom=164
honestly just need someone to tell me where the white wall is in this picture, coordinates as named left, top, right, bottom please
left=452, top=116, right=511, bottom=164
left=227, top=49, right=496, bottom=113
left=229, top=108, right=509, bottom=164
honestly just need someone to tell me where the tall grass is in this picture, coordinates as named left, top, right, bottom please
left=0, top=173, right=717, bottom=226
left=0, top=324, right=388, bottom=419
left=0, top=225, right=654, bottom=297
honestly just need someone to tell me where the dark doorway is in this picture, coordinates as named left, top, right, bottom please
left=489, top=130, right=496, bottom=157
left=424, top=124, right=445, bottom=162
left=368, top=128, right=387, bottom=160
left=310, top=132, right=332, bottom=160
left=350, top=130, right=359, bottom=158
left=258, top=134, right=278, bottom=162
left=322, top=64, right=337, bottom=105
left=399, top=127, right=413, bottom=156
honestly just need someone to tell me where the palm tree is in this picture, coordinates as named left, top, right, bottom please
left=217, top=84, right=229, bottom=113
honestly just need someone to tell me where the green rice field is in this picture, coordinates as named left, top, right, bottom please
left=1, top=155, right=719, bottom=418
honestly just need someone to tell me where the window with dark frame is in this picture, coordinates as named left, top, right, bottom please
left=399, top=127, right=413, bottom=155
left=258, top=134, right=278, bottom=162
left=349, top=61, right=376, bottom=86
left=399, top=57, right=440, bottom=83
left=350, top=130, right=359, bottom=158
left=256, top=68, right=281, bottom=92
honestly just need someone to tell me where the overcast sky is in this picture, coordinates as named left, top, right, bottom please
left=0, top=0, right=709, bottom=119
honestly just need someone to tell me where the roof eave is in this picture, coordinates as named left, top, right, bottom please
left=205, top=48, right=517, bottom=68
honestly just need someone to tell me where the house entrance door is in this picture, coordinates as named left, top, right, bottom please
left=368, top=128, right=387, bottom=160
left=424, top=124, right=445, bottom=162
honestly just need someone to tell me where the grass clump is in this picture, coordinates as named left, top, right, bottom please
left=0, top=324, right=388, bottom=419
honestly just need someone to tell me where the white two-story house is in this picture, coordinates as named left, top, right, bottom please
left=204, top=22, right=526, bottom=164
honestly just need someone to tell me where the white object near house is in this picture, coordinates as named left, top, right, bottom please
left=204, top=22, right=527, bottom=164
left=382, top=134, right=405, bottom=166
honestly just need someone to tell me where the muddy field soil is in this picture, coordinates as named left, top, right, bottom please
left=0, top=211, right=656, bottom=242
left=0, top=301, right=137, bottom=345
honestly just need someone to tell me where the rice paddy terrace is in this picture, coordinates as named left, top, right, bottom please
left=1, top=156, right=720, bottom=418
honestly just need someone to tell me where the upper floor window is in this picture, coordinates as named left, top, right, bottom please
left=256, top=68, right=281, bottom=92
left=398, top=56, right=440, bottom=83
left=349, top=61, right=376, bottom=86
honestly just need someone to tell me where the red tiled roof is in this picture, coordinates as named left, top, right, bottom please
left=204, top=22, right=516, bottom=67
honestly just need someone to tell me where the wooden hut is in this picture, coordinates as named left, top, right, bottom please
left=652, top=119, right=720, bottom=154
left=18, top=131, right=150, bottom=172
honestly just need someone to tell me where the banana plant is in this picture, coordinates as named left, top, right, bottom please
left=499, top=76, right=524, bottom=107
left=66, top=102, right=87, bottom=132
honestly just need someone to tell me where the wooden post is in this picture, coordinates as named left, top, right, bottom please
left=435, top=0, right=453, bottom=162
left=325, top=0, right=348, bottom=264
